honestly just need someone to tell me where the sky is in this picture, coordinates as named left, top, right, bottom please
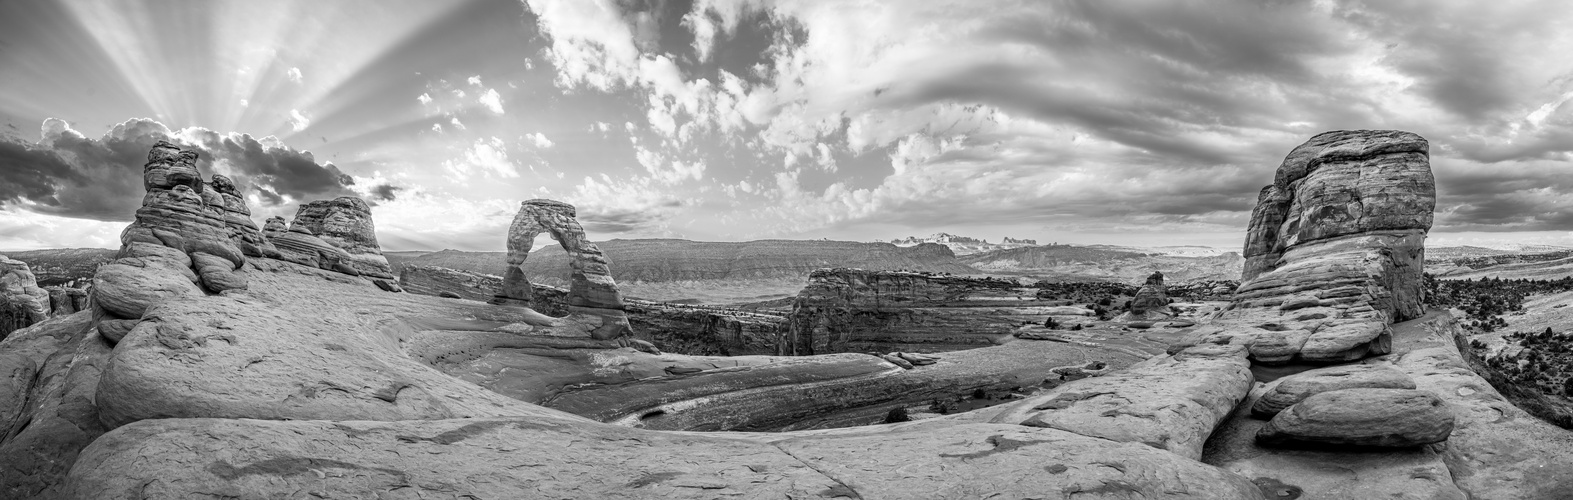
left=3, top=0, right=1573, bottom=252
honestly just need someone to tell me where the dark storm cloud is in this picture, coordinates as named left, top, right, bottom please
left=369, top=184, right=404, bottom=202
left=876, top=1, right=1356, bottom=169
left=2, top=118, right=356, bottom=221
left=0, top=139, right=81, bottom=209
left=1432, top=158, right=1573, bottom=231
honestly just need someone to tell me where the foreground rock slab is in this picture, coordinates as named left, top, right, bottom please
left=64, top=418, right=1267, bottom=500
left=963, top=343, right=1254, bottom=460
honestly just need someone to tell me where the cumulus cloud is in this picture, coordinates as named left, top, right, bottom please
left=478, top=88, right=505, bottom=114
left=286, top=67, right=303, bottom=84
left=443, top=137, right=519, bottom=182
left=417, top=93, right=433, bottom=105
left=527, top=132, right=554, bottom=148
left=0, top=118, right=355, bottom=222
left=288, top=109, right=311, bottom=132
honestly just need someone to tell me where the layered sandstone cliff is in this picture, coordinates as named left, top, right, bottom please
left=786, top=268, right=1079, bottom=355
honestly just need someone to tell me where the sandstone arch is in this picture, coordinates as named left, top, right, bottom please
left=495, top=199, right=631, bottom=340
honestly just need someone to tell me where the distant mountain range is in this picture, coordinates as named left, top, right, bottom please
left=887, top=232, right=1039, bottom=255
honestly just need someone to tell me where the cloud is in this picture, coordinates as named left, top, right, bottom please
left=288, top=109, right=311, bottom=132
left=478, top=88, right=505, bottom=114
left=563, top=174, right=685, bottom=235
left=0, top=118, right=355, bottom=222
left=527, top=132, right=553, bottom=148
left=443, top=137, right=519, bottom=182
left=286, top=67, right=303, bottom=84
left=369, top=184, right=404, bottom=202
left=467, top=75, right=483, bottom=86
left=417, top=93, right=433, bottom=105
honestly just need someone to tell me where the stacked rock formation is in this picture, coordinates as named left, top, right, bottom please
left=494, top=199, right=631, bottom=340
left=92, top=141, right=255, bottom=342
left=44, top=286, right=89, bottom=316
left=0, top=256, right=49, bottom=339
left=209, top=174, right=278, bottom=259
left=288, top=197, right=395, bottom=279
left=1182, top=130, right=1436, bottom=363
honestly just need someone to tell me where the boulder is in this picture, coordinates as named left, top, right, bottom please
left=289, top=196, right=394, bottom=278
left=1252, top=363, right=1417, bottom=418
left=1257, top=388, right=1454, bottom=448
left=269, top=226, right=356, bottom=274
left=495, top=199, right=632, bottom=340
left=1180, top=130, right=1435, bottom=363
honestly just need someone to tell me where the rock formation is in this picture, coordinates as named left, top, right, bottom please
left=210, top=174, right=278, bottom=259
left=91, top=140, right=259, bottom=342
left=289, top=196, right=395, bottom=278
left=268, top=224, right=359, bottom=275
left=0, top=256, right=49, bottom=339
left=1181, top=130, right=1436, bottom=363
left=495, top=199, right=631, bottom=340
left=787, top=268, right=1077, bottom=354
left=1117, top=271, right=1172, bottom=322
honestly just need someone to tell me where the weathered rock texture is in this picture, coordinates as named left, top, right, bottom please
left=1203, top=312, right=1573, bottom=499
left=962, top=343, right=1254, bottom=460
left=1183, top=130, right=1436, bottom=363
left=1256, top=388, right=1454, bottom=448
left=496, top=199, right=631, bottom=340
left=787, top=268, right=1076, bottom=354
left=210, top=174, right=278, bottom=259
left=0, top=255, right=50, bottom=340
left=268, top=225, right=358, bottom=275
left=289, top=196, right=394, bottom=278
left=1251, top=363, right=1417, bottom=418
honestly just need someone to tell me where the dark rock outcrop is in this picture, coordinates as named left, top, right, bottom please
left=495, top=199, right=631, bottom=340
left=1182, top=130, right=1436, bottom=363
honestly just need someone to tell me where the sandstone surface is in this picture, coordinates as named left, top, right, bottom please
left=1182, top=130, right=1436, bottom=363
left=961, top=343, right=1253, bottom=460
